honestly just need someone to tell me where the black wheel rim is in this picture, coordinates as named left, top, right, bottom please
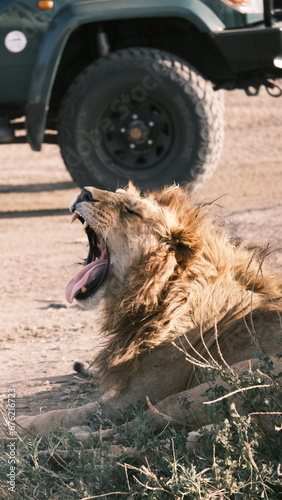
left=97, top=97, right=174, bottom=171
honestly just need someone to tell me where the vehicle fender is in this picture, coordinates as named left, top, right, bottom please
left=26, top=0, right=225, bottom=150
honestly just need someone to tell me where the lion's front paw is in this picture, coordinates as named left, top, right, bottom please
left=15, top=413, right=60, bottom=437
left=70, top=425, right=94, bottom=441
left=12, top=402, right=101, bottom=438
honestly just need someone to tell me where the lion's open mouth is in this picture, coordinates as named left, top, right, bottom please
left=65, top=213, right=109, bottom=303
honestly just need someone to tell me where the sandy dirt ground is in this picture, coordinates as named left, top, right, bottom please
left=0, top=88, right=281, bottom=422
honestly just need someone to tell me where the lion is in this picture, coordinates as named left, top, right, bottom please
left=11, top=183, right=282, bottom=439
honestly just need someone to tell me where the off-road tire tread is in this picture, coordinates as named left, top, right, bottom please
left=58, top=47, right=224, bottom=188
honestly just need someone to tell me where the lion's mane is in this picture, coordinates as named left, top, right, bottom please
left=93, top=186, right=282, bottom=392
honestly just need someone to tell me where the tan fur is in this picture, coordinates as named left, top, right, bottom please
left=9, top=184, right=282, bottom=438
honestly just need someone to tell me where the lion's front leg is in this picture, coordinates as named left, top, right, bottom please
left=68, top=382, right=227, bottom=444
left=10, top=402, right=100, bottom=438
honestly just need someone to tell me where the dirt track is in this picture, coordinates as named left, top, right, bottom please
left=0, top=87, right=281, bottom=418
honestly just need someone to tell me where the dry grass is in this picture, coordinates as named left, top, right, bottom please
left=1, top=351, right=282, bottom=499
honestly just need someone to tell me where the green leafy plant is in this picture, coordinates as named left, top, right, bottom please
left=1, top=352, right=281, bottom=499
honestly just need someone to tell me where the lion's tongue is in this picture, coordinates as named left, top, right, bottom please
left=65, top=260, right=108, bottom=303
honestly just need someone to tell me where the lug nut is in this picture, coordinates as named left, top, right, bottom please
left=120, top=127, right=126, bottom=133
left=132, top=114, right=138, bottom=119
left=148, top=121, right=155, bottom=127
left=129, top=143, right=136, bottom=149
left=147, top=139, right=153, bottom=145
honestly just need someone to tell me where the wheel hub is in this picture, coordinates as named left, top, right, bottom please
left=100, top=98, right=173, bottom=170
left=126, top=119, right=150, bottom=145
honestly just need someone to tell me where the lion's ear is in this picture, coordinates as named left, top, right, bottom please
left=126, top=181, right=141, bottom=196
left=170, top=228, right=201, bottom=265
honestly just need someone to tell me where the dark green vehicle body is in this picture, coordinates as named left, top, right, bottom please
left=1, top=0, right=282, bottom=187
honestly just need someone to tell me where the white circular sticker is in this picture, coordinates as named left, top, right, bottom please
left=5, top=31, right=27, bottom=53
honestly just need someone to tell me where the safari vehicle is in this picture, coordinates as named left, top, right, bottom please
left=1, top=0, right=282, bottom=190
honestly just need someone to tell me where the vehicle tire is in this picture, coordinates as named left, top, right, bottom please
left=58, top=47, right=224, bottom=190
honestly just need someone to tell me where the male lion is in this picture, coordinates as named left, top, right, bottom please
left=13, top=183, right=282, bottom=438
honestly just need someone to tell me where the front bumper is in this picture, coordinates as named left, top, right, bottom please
left=212, top=22, right=282, bottom=77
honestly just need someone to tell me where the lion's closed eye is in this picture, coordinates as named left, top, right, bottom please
left=124, top=205, right=142, bottom=218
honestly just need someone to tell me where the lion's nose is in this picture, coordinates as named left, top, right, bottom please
left=76, top=187, right=95, bottom=204
left=69, top=187, right=96, bottom=213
